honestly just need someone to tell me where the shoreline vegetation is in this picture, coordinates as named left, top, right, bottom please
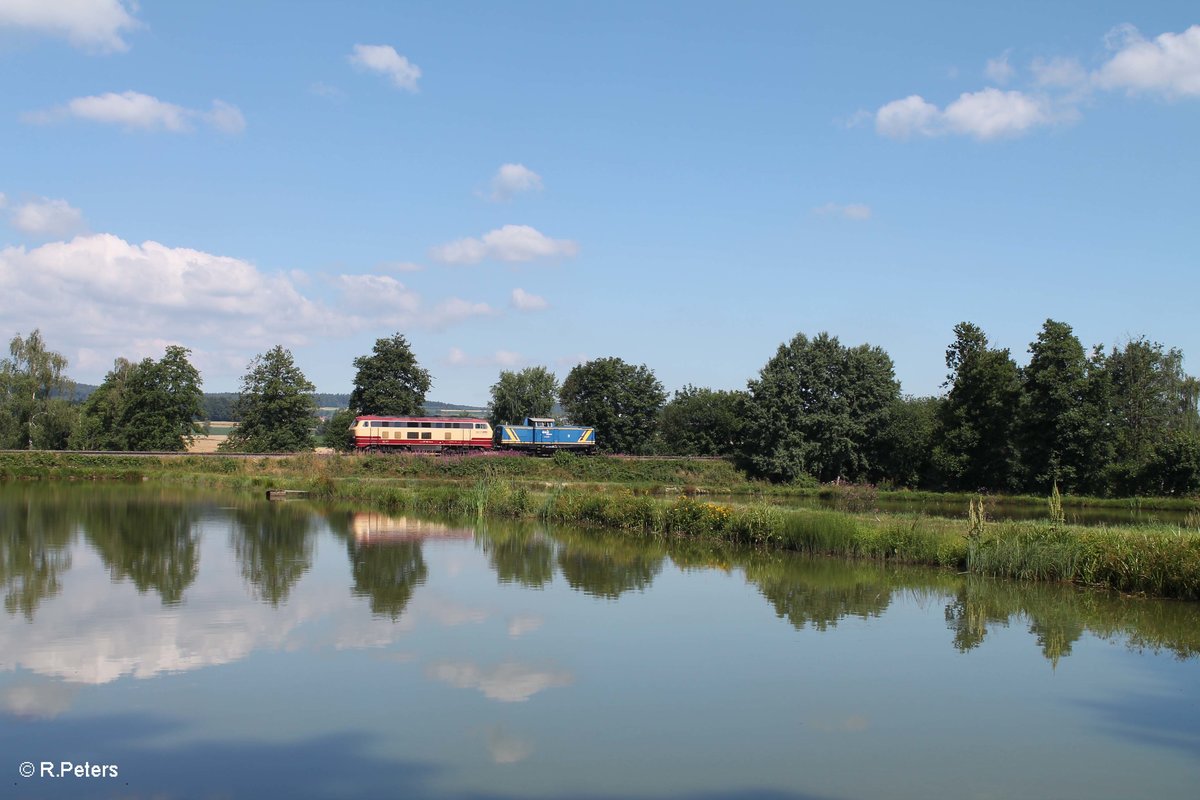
left=3, top=451, right=1199, bottom=601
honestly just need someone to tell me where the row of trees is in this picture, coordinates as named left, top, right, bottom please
left=4, top=322, right=1198, bottom=495
left=477, top=321, right=1200, bottom=496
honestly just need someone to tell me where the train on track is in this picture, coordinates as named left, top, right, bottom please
left=350, top=415, right=597, bottom=456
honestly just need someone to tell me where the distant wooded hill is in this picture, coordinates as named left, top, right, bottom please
left=69, top=384, right=482, bottom=422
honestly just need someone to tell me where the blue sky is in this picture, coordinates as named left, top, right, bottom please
left=1, top=1, right=1197, bottom=404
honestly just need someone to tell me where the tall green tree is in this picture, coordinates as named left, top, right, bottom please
left=71, top=358, right=135, bottom=450
left=74, top=346, right=204, bottom=451
left=656, top=385, right=746, bottom=457
left=559, top=357, right=666, bottom=454
left=1104, top=337, right=1200, bottom=494
left=871, top=395, right=942, bottom=488
left=488, top=366, right=559, bottom=424
left=350, top=333, right=431, bottom=416
left=930, top=323, right=1022, bottom=491
left=742, top=332, right=899, bottom=483
left=1016, top=320, right=1091, bottom=492
left=0, top=329, right=75, bottom=450
left=222, top=346, right=316, bottom=452
left=1073, top=344, right=1118, bottom=494
left=320, top=408, right=358, bottom=451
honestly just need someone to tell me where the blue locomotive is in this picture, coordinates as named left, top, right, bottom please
left=494, top=417, right=597, bottom=455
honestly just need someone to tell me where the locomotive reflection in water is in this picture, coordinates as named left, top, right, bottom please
left=350, top=512, right=474, bottom=544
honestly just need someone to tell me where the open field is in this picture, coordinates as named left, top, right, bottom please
left=187, top=435, right=227, bottom=453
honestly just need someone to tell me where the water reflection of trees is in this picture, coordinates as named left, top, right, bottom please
left=554, top=529, right=665, bottom=599
left=83, top=495, right=201, bottom=606
left=0, top=491, right=76, bottom=619
left=477, top=523, right=556, bottom=589
left=229, top=504, right=316, bottom=606
left=4, top=485, right=1200, bottom=665
left=743, top=555, right=906, bottom=631
left=732, top=544, right=1200, bottom=664
left=346, top=540, right=428, bottom=621
left=944, top=578, right=1200, bottom=665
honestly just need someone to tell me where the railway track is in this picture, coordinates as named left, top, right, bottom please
left=1, top=449, right=730, bottom=461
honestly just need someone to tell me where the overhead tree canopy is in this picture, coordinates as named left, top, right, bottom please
left=222, top=346, right=316, bottom=453
left=560, top=357, right=666, bottom=454
left=488, top=366, right=559, bottom=425
left=350, top=333, right=431, bottom=416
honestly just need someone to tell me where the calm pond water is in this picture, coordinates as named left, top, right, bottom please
left=2, top=483, right=1198, bottom=800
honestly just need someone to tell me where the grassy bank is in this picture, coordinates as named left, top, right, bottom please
left=5, top=450, right=1197, bottom=510
left=3, top=451, right=1199, bottom=600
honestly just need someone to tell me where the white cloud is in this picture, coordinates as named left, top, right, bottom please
left=943, top=88, right=1051, bottom=139
left=1094, top=24, right=1200, bottom=98
left=815, top=202, right=872, bottom=221
left=510, top=287, right=548, bottom=311
left=985, top=51, right=1015, bottom=85
left=839, top=109, right=874, bottom=129
left=1031, top=56, right=1088, bottom=89
left=207, top=99, right=247, bottom=134
left=22, top=91, right=246, bottom=134
left=873, top=25, right=1200, bottom=145
left=445, top=348, right=523, bottom=368
left=431, top=236, right=487, bottom=265
left=876, top=89, right=1052, bottom=140
left=349, top=44, right=421, bottom=92
left=874, top=94, right=941, bottom=138
left=428, top=297, right=494, bottom=328
left=487, top=163, right=543, bottom=202
left=426, top=660, right=573, bottom=702
left=431, top=224, right=579, bottom=265
left=338, top=274, right=421, bottom=315
left=0, top=0, right=140, bottom=53
left=9, top=197, right=87, bottom=237
left=59, top=91, right=188, bottom=131
left=338, top=275, right=492, bottom=329
left=0, top=234, right=343, bottom=361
